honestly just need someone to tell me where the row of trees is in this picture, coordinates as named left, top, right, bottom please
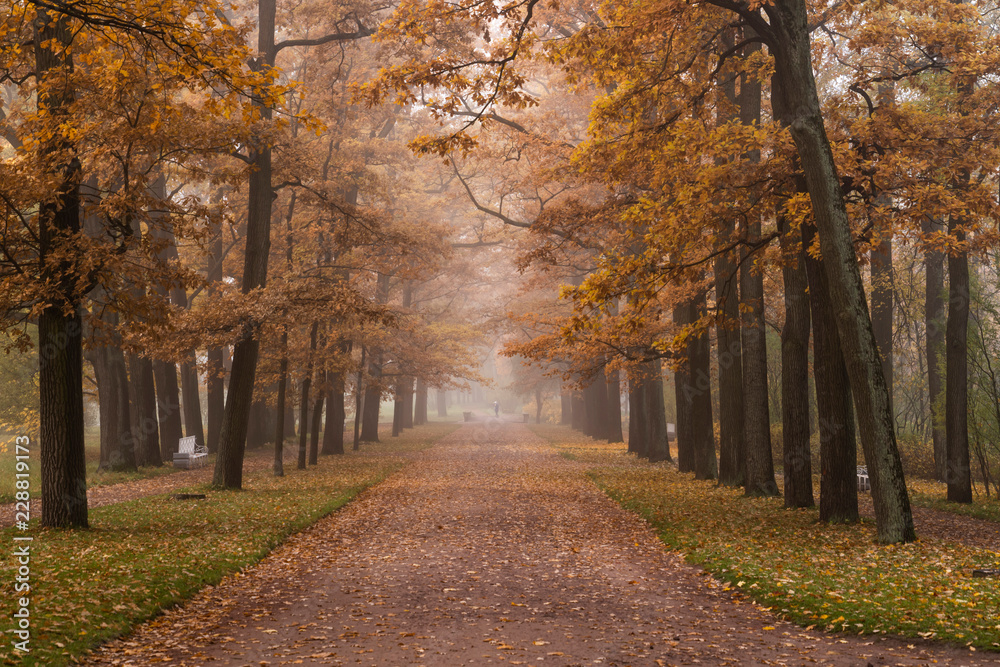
left=0, top=0, right=500, bottom=527
left=365, top=0, right=1000, bottom=543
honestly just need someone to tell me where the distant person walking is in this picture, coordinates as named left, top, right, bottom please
left=493, top=401, right=500, bottom=417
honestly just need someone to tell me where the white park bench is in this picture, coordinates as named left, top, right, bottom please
left=857, top=465, right=870, bottom=493
left=173, top=435, right=207, bottom=469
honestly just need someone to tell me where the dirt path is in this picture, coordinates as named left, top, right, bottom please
left=86, top=423, right=997, bottom=666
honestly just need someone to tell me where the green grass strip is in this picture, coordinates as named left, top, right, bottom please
left=530, top=424, right=1000, bottom=653
left=1, top=422, right=459, bottom=666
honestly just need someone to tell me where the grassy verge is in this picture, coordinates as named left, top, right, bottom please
left=0, top=422, right=458, bottom=666
left=530, top=424, right=1000, bottom=652
left=0, top=428, right=189, bottom=503
left=904, top=478, right=1000, bottom=523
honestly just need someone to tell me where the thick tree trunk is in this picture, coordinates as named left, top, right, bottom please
left=127, top=354, right=161, bottom=467
left=206, top=346, right=225, bottom=454
left=945, top=227, right=972, bottom=502
left=628, top=375, right=646, bottom=457
left=436, top=388, right=448, bottom=418
left=606, top=368, right=624, bottom=443
left=805, top=225, right=859, bottom=523
left=871, top=237, right=894, bottom=414
left=36, top=9, right=88, bottom=528
left=323, top=370, right=346, bottom=455
left=716, top=248, right=745, bottom=487
left=645, top=359, right=671, bottom=462
left=402, top=377, right=414, bottom=429
left=309, top=381, right=324, bottom=466
left=690, top=292, right=718, bottom=481
left=570, top=390, right=585, bottom=431
left=414, top=378, right=428, bottom=425
left=741, top=246, right=776, bottom=496
left=767, top=0, right=914, bottom=542
left=392, top=380, right=404, bottom=437
left=178, top=356, right=205, bottom=449
left=153, top=361, right=183, bottom=460
left=298, top=322, right=318, bottom=469
left=715, top=34, right=746, bottom=487
left=273, top=339, right=288, bottom=476
left=780, top=220, right=814, bottom=508
left=212, top=0, right=276, bottom=489
left=353, top=346, right=366, bottom=450
left=924, top=218, right=947, bottom=480
left=674, top=302, right=694, bottom=472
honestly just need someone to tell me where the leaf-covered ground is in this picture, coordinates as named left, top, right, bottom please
left=1, top=424, right=457, bottom=666
left=81, top=422, right=998, bottom=665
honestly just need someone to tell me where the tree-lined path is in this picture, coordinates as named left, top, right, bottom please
left=86, top=424, right=996, bottom=666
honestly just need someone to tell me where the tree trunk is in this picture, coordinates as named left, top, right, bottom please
left=606, top=368, right=624, bottom=443
left=392, top=380, right=404, bottom=437
left=780, top=218, right=814, bottom=508
left=178, top=357, right=205, bottom=449
left=628, top=374, right=646, bottom=457
left=414, top=378, right=428, bottom=425
left=740, top=236, right=776, bottom=496
left=804, top=224, right=858, bottom=523
left=309, top=380, right=324, bottom=466
left=213, top=0, right=276, bottom=489
left=436, top=388, right=448, bottom=418
left=560, top=390, right=571, bottom=425
left=128, top=354, right=161, bottom=467
left=353, top=345, right=366, bottom=450
left=715, top=32, right=746, bottom=487
left=645, top=359, right=671, bottom=462
left=323, top=368, right=346, bottom=455
left=767, top=0, right=914, bottom=542
left=273, top=337, right=288, bottom=476
left=571, top=390, right=585, bottom=432
left=35, top=8, right=88, bottom=528
left=153, top=361, right=183, bottom=460
left=871, top=236, right=894, bottom=414
left=945, top=226, right=972, bottom=502
left=298, top=322, right=318, bottom=469
left=690, top=292, right=717, bottom=481
left=402, top=377, right=415, bottom=429
left=924, top=218, right=947, bottom=480
left=206, top=346, right=225, bottom=454
left=674, top=301, right=694, bottom=472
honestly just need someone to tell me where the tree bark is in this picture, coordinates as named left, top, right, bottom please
left=945, top=224, right=972, bottom=502
left=560, top=390, right=571, bottom=425
left=605, top=368, right=624, bottom=443
left=674, top=301, right=694, bottom=472
left=35, top=7, right=88, bottom=528
left=689, top=291, right=717, bottom=481
left=402, top=376, right=415, bottom=429
left=871, top=236, right=894, bottom=414
left=414, top=378, right=428, bottom=425
left=764, top=0, right=914, bottom=542
left=628, top=374, right=646, bottom=457
left=436, top=388, right=448, bottom=418
left=924, top=218, right=947, bottom=480
left=392, top=380, right=404, bottom=437
left=127, top=354, right=161, bottom=467
left=213, top=0, right=277, bottom=489
left=298, top=322, right=318, bottom=469
left=273, top=337, right=288, bottom=476
left=323, top=368, right=346, bottom=455
left=309, top=377, right=324, bottom=465
left=804, top=224, right=859, bottom=523
left=645, top=359, right=671, bottom=462
left=715, top=32, right=746, bottom=487
left=780, top=218, right=814, bottom=508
